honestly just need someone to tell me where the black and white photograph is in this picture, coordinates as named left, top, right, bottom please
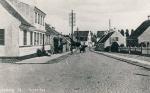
left=0, top=0, right=150, bottom=93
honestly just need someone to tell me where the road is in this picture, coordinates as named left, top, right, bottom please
left=0, top=50, right=150, bottom=93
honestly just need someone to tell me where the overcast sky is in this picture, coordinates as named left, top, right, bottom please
left=21, top=0, right=150, bottom=34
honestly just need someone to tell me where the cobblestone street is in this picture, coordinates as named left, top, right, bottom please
left=0, top=50, right=150, bottom=93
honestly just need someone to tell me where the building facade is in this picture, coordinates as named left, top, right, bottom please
left=0, top=0, right=51, bottom=57
left=96, top=30, right=126, bottom=51
left=74, top=31, right=93, bottom=46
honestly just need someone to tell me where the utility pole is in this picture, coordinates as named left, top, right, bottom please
left=109, top=19, right=111, bottom=52
left=77, top=27, right=79, bottom=42
left=109, top=19, right=111, bottom=32
left=69, top=10, right=76, bottom=54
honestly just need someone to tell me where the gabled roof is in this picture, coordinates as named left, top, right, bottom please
left=98, top=32, right=114, bottom=43
left=63, top=35, right=71, bottom=44
left=97, top=31, right=106, bottom=38
left=0, top=0, right=32, bottom=26
left=45, top=23, right=60, bottom=36
left=129, top=20, right=150, bottom=39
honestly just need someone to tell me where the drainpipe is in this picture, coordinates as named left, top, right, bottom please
left=42, top=34, right=45, bottom=51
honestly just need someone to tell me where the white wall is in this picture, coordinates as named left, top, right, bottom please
left=0, top=4, right=21, bottom=57
left=19, top=45, right=50, bottom=56
left=111, top=31, right=126, bottom=46
left=138, top=27, right=150, bottom=43
left=105, top=39, right=110, bottom=48
left=104, top=31, right=126, bottom=48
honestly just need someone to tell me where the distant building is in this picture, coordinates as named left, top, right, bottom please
left=62, top=35, right=71, bottom=52
left=96, top=30, right=126, bottom=51
left=0, top=0, right=51, bottom=57
left=74, top=31, right=93, bottom=47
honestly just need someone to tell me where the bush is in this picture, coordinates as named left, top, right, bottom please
left=37, top=49, right=48, bottom=57
left=120, top=44, right=125, bottom=47
left=76, top=42, right=81, bottom=47
left=111, top=42, right=119, bottom=52
left=37, top=49, right=42, bottom=57
left=105, top=46, right=110, bottom=52
left=42, top=49, right=47, bottom=56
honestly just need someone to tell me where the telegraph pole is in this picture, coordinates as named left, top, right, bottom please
left=109, top=19, right=111, bottom=32
left=69, top=10, right=76, bottom=53
left=109, top=19, right=111, bottom=52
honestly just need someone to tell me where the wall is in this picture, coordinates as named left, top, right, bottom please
left=105, top=39, right=110, bottom=48
left=0, top=3, right=20, bottom=57
left=111, top=31, right=126, bottom=46
left=19, top=29, right=52, bottom=56
left=138, top=27, right=150, bottom=43
left=19, top=45, right=50, bottom=56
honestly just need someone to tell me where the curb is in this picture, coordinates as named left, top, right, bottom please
left=92, top=50, right=150, bottom=69
left=15, top=49, right=77, bottom=64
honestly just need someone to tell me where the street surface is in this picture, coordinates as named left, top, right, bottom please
left=0, top=50, right=150, bottom=93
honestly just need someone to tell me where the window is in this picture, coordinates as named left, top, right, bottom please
left=34, top=32, right=36, bottom=45
left=41, top=16, right=43, bottom=25
left=115, top=37, right=118, bottom=41
left=30, top=32, right=33, bottom=45
left=38, top=14, right=40, bottom=24
left=111, top=37, right=118, bottom=42
left=35, top=12, right=37, bottom=23
left=0, top=29, right=5, bottom=45
left=23, top=30, right=27, bottom=45
left=43, top=17, right=45, bottom=26
left=40, top=33, right=42, bottom=45
left=40, top=15, right=42, bottom=25
left=37, top=33, right=39, bottom=45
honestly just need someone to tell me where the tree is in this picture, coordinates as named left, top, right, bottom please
left=111, top=42, right=119, bottom=52
left=91, top=34, right=97, bottom=43
left=125, top=29, right=129, bottom=37
left=131, top=29, right=134, bottom=35
left=120, top=44, right=125, bottom=47
left=120, top=29, right=124, bottom=36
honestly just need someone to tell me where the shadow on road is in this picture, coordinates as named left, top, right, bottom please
left=13, top=53, right=77, bottom=65
left=134, top=73, right=150, bottom=77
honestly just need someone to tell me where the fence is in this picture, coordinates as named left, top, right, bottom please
left=119, top=47, right=150, bottom=55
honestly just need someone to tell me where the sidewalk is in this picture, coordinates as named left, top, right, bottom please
left=93, top=50, right=150, bottom=69
left=15, top=51, right=72, bottom=64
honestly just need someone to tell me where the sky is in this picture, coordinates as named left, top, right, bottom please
left=21, top=0, right=150, bottom=34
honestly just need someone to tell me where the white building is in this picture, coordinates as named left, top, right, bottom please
left=87, top=31, right=93, bottom=47
left=74, top=30, right=93, bottom=47
left=96, top=30, right=126, bottom=51
left=109, top=30, right=126, bottom=47
left=0, top=0, right=51, bottom=57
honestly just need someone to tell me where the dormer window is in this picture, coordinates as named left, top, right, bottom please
left=35, top=12, right=37, bottom=23
left=35, top=12, right=45, bottom=26
left=0, top=29, right=5, bottom=45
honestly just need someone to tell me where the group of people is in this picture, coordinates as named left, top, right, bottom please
left=79, top=45, right=88, bottom=53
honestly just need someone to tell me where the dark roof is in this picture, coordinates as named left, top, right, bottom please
left=74, top=31, right=89, bottom=37
left=97, top=31, right=106, bottom=38
left=129, top=20, right=150, bottom=39
left=98, top=32, right=114, bottom=43
left=74, top=31, right=89, bottom=41
left=45, top=23, right=60, bottom=36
